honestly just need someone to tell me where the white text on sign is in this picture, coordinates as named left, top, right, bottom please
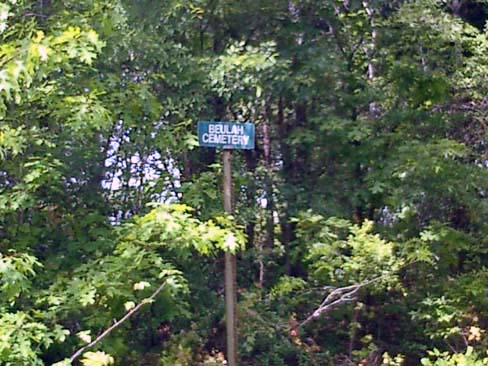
left=201, top=124, right=250, bottom=146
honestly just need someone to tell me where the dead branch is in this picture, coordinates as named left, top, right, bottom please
left=63, top=281, right=167, bottom=365
left=299, top=275, right=385, bottom=328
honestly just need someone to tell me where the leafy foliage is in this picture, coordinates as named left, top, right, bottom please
left=1, top=0, right=488, bottom=365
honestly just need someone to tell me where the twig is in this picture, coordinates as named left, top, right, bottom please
left=299, top=275, right=384, bottom=328
left=66, top=281, right=167, bottom=364
left=23, top=12, right=48, bottom=18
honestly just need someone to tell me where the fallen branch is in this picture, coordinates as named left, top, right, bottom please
left=299, top=275, right=384, bottom=328
left=64, top=281, right=167, bottom=365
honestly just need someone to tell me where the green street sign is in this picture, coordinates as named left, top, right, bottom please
left=198, top=121, right=255, bottom=150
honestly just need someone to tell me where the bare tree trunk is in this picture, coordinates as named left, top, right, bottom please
left=262, top=118, right=274, bottom=250
left=362, top=1, right=378, bottom=117
left=276, top=97, right=293, bottom=276
left=244, top=150, right=257, bottom=249
left=449, top=0, right=465, bottom=16
left=254, top=115, right=274, bottom=288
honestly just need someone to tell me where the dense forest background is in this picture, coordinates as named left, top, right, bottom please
left=1, top=0, right=488, bottom=365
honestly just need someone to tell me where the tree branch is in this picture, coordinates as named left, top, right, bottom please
left=65, top=281, right=167, bottom=364
left=298, top=275, right=385, bottom=328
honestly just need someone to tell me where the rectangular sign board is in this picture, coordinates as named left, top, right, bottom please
left=198, top=121, right=255, bottom=150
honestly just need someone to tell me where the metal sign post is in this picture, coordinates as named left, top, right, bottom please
left=198, top=121, right=255, bottom=366
left=223, top=149, right=237, bottom=366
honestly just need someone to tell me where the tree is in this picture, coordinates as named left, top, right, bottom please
left=2, top=0, right=488, bottom=365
